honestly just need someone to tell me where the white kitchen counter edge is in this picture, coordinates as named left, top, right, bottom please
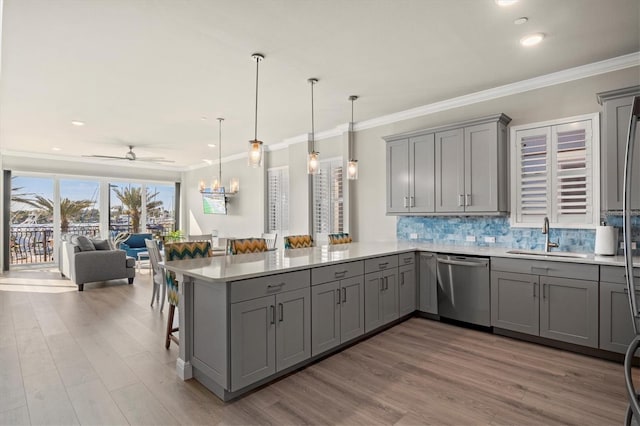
left=162, top=241, right=640, bottom=283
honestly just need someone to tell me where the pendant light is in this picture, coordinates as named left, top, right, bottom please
left=248, top=53, right=264, bottom=167
left=347, top=95, right=359, bottom=180
left=307, top=78, right=319, bottom=175
left=199, top=117, right=239, bottom=194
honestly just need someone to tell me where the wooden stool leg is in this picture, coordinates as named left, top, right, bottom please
left=165, top=304, right=175, bottom=349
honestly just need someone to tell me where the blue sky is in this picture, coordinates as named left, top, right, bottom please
left=12, top=176, right=175, bottom=211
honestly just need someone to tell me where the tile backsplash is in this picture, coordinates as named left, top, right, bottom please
left=397, top=215, right=640, bottom=255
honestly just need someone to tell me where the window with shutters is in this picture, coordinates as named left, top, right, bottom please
left=313, top=158, right=344, bottom=236
left=267, top=167, right=289, bottom=234
left=511, top=113, right=599, bottom=228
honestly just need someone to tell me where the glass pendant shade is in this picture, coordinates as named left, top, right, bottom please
left=308, top=151, right=320, bottom=175
left=347, top=160, right=358, bottom=180
left=212, top=179, right=220, bottom=192
left=199, top=180, right=206, bottom=192
left=229, top=177, right=240, bottom=194
left=248, top=140, right=263, bottom=167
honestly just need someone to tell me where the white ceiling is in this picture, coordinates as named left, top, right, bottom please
left=1, top=0, right=638, bottom=169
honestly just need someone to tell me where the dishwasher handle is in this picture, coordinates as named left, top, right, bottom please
left=437, top=258, right=488, bottom=268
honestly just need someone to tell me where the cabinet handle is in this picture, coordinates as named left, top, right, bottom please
left=403, top=196, right=409, bottom=208
left=385, top=276, right=389, bottom=290
left=270, top=305, right=275, bottom=324
left=334, top=270, right=347, bottom=279
left=279, top=303, right=284, bottom=322
left=378, top=262, right=389, bottom=270
left=465, top=194, right=471, bottom=206
left=404, top=257, right=412, bottom=264
left=336, top=289, right=341, bottom=305
left=267, top=283, right=285, bottom=290
left=342, top=287, right=347, bottom=303
left=400, top=272, right=404, bottom=286
left=458, top=194, right=464, bottom=207
left=532, top=282, right=537, bottom=298
left=542, top=283, right=546, bottom=299
left=379, top=278, right=384, bottom=292
left=410, top=196, right=415, bottom=207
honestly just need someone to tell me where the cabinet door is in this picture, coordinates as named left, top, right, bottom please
left=381, top=270, right=399, bottom=325
left=435, top=128, right=465, bottom=212
left=491, top=271, right=539, bottom=335
left=340, top=276, right=365, bottom=343
left=600, top=281, right=638, bottom=354
left=386, top=139, right=409, bottom=213
left=601, top=95, right=640, bottom=210
left=464, top=123, right=498, bottom=212
left=275, top=287, right=311, bottom=371
left=540, top=277, right=598, bottom=348
left=409, top=134, right=435, bottom=213
left=418, top=252, right=438, bottom=314
left=364, top=272, right=383, bottom=332
left=230, top=296, right=275, bottom=391
left=398, top=264, right=416, bottom=316
left=311, top=281, right=341, bottom=356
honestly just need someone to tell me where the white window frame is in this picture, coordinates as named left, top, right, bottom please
left=266, top=166, right=289, bottom=235
left=312, top=157, right=344, bottom=238
left=510, top=112, right=600, bottom=229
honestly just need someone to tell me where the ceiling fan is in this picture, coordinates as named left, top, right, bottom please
left=83, top=145, right=174, bottom=163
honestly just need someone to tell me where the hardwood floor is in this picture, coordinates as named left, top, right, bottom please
left=0, top=267, right=636, bottom=425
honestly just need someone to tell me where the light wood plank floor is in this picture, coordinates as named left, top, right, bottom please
left=0, top=267, right=637, bottom=425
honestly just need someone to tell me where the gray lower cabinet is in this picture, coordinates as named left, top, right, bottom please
left=398, top=263, right=416, bottom=316
left=311, top=276, right=365, bottom=356
left=540, top=276, right=598, bottom=348
left=491, top=271, right=539, bottom=335
left=600, top=281, right=638, bottom=354
left=364, top=270, right=398, bottom=332
left=230, top=287, right=310, bottom=391
left=418, top=252, right=438, bottom=314
left=491, top=257, right=599, bottom=349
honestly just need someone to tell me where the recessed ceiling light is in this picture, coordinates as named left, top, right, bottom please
left=514, top=17, right=528, bottom=25
left=495, top=0, right=518, bottom=6
left=207, top=144, right=216, bottom=148
left=71, top=120, right=85, bottom=126
left=52, top=147, right=61, bottom=151
left=201, top=116, right=208, bottom=120
left=520, top=33, right=545, bottom=46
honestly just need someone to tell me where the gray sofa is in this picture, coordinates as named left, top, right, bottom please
left=59, top=234, right=136, bottom=291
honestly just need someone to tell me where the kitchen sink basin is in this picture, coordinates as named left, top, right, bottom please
left=506, top=249, right=589, bottom=259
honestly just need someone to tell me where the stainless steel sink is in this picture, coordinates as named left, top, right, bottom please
left=506, top=249, right=589, bottom=259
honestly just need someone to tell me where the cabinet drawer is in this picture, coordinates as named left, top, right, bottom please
left=230, top=270, right=310, bottom=303
left=398, top=252, right=415, bottom=266
left=600, top=265, right=640, bottom=284
left=311, top=261, right=364, bottom=285
left=365, top=255, right=399, bottom=274
left=491, top=257, right=598, bottom=281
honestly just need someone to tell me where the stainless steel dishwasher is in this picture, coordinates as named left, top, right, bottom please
left=436, top=254, right=490, bottom=327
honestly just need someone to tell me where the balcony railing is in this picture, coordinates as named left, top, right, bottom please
left=10, top=225, right=100, bottom=265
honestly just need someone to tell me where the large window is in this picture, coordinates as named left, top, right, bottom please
left=511, top=113, right=599, bottom=228
left=109, top=182, right=176, bottom=235
left=312, top=158, right=344, bottom=235
left=267, top=167, right=289, bottom=234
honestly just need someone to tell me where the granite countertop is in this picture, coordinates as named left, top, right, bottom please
left=162, top=242, right=640, bottom=283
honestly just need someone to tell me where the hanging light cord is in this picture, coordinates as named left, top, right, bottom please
left=218, top=118, right=223, bottom=184
left=310, top=79, right=315, bottom=152
left=254, top=57, right=259, bottom=142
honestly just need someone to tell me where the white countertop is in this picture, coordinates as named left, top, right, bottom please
left=162, top=242, right=640, bottom=283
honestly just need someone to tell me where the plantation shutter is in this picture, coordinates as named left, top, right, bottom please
left=267, top=167, right=289, bottom=233
left=515, top=127, right=551, bottom=224
left=551, top=120, right=593, bottom=225
left=313, top=158, right=343, bottom=235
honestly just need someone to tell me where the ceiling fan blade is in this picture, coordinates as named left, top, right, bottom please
left=82, top=154, right=127, bottom=160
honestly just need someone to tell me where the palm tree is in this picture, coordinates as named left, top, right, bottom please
left=11, top=176, right=37, bottom=206
left=111, top=186, right=162, bottom=232
left=29, top=196, right=93, bottom=232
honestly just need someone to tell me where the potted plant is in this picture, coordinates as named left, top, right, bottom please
left=164, top=230, right=185, bottom=243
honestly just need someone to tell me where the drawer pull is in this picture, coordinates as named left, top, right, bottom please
left=342, top=287, right=347, bottom=303
left=378, top=262, right=389, bottom=269
left=334, top=270, right=348, bottom=278
left=279, top=303, right=284, bottom=322
left=267, top=282, right=286, bottom=289
left=403, top=258, right=412, bottom=264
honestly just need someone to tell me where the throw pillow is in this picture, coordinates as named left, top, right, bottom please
left=91, top=239, right=111, bottom=251
left=76, top=235, right=96, bottom=251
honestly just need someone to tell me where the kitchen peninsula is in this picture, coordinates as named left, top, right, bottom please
left=163, top=242, right=640, bottom=401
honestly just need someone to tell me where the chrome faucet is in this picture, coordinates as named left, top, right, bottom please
left=542, top=216, right=559, bottom=252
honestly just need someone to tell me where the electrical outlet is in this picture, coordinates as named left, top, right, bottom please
left=409, top=233, right=418, bottom=240
left=619, top=241, right=638, bottom=249
left=466, top=236, right=476, bottom=242
left=484, top=236, right=496, bottom=243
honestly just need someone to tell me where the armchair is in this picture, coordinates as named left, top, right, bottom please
left=119, top=233, right=153, bottom=258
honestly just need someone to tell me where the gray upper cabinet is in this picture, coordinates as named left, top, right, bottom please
left=385, top=114, right=511, bottom=216
left=597, top=86, right=640, bottom=211
left=418, top=252, right=438, bottom=315
left=386, top=134, right=435, bottom=214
